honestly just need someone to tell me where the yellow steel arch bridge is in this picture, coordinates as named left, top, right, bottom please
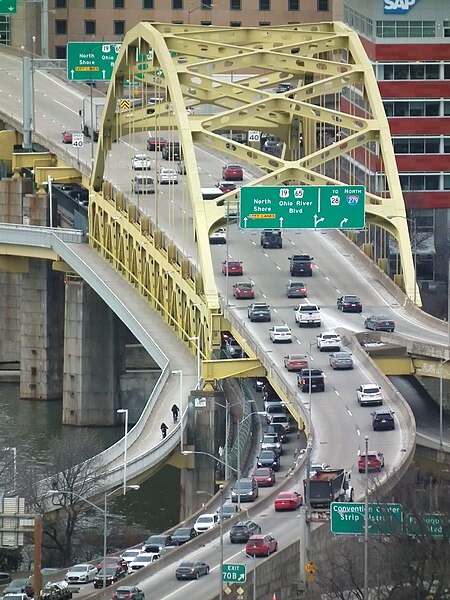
left=70, top=21, right=415, bottom=390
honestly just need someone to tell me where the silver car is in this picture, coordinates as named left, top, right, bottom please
left=329, top=351, right=353, bottom=370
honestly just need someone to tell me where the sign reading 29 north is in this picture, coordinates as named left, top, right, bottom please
left=239, top=185, right=365, bottom=230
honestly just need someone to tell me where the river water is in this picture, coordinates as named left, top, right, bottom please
left=0, top=382, right=180, bottom=534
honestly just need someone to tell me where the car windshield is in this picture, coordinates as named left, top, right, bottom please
left=121, top=550, right=139, bottom=557
left=260, top=451, right=274, bottom=458
left=137, top=556, right=154, bottom=562
left=254, top=468, right=270, bottom=476
left=173, top=528, right=190, bottom=536
left=70, top=566, right=88, bottom=572
left=334, top=353, right=349, bottom=358
left=197, top=516, right=213, bottom=523
left=237, top=481, right=252, bottom=489
left=97, top=568, right=117, bottom=576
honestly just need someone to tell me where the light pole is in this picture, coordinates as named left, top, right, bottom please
left=243, top=552, right=257, bottom=600
left=116, top=409, right=129, bottom=495
left=388, top=214, right=418, bottom=305
left=363, top=435, right=369, bottom=600
left=172, top=370, right=184, bottom=453
left=304, top=340, right=316, bottom=509
left=188, top=335, right=201, bottom=388
left=236, top=411, right=266, bottom=512
left=47, top=485, right=140, bottom=588
left=439, top=359, right=449, bottom=447
left=219, top=484, right=224, bottom=600
left=31, top=35, right=36, bottom=133
left=4, top=447, right=17, bottom=492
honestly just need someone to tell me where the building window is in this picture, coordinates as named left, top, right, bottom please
left=85, top=20, right=96, bottom=35
left=288, top=0, right=299, bottom=9
left=230, top=0, right=241, bottom=9
left=344, top=7, right=373, bottom=37
left=230, top=21, right=241, bottom=27
left=259, top=21, right=270, bottom=26
left=376, top=20, right=436, bottom=38
left=143, top=0, right=153, bottom=7
left=317, top=0, right=328, bottom=10
left=380, top=62, right=440, bottom=81
left=55, top=20, right=67, bottom=34
left=0, top=16, right=11, bottom=46
left=444, top=20, right=450, bottom=37
left=114, top=0, right=125, bottom=7
left=113, top=20, right=125, bottom=35
left=172, top=0, right=182, bottom=8
left=200, top=21, right=212, bottom=25
left=384, top=99, right=440, bottom=117
left=55, top=0, right=67, bottom=8
left=202, top=0, right=213, bottom=7
left=85, top=0, right=95, bottom=7
left=259, top=0, right=270, bottom=10
left=55, top=45, right=66, bottom=58
left=393, top=137, right=442, bottom=155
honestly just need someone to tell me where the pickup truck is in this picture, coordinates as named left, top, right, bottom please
left=297, top=368, right=325, bottom=392
left=288, top=254, right=314, bottom=276
left=316, top=331, right=341, bottom=351
left=294, top=304, right=321, bottom=327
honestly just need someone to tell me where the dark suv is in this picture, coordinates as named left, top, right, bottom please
left=260, top=229, right=282, bottom=249
left=161, top=142, right=180, bottom=160
left=372, top=409, right=395, bottom=431
left=229, top=520, right=262, bottom=543
left=231, top=478, right=259, bottom=503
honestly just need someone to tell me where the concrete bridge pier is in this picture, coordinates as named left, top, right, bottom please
left=63, top=279, right=124, bottom=426
left=181, top=389, right=226, bottom=517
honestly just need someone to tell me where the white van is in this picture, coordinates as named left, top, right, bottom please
left=202, top=187, right=224, bottom=200
left=132, top=174, right=155, bottom=194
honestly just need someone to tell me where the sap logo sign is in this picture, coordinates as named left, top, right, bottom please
left=384, top=0, right=421, bottom=14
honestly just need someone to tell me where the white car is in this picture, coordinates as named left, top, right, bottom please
left=157, top=167, right=178, bottom=184
left=132, top=153, right=152, bottom=170
left=64, top=563, right=97, bottom=583
left=269, top=325, right=292, bottom=343
left=356, top=383, right=384, bottom=406
left=128, top=553, right=159, bottom=573
left=209, top=227, right=227, bottom=244
left=193, top=513, right=219, bottom=533
left=316, top=331, right=341, bottom=351
left=119, top=548, right=141, bottom=566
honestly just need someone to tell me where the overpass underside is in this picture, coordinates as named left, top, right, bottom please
left=8, top=22, right=416, bottom=389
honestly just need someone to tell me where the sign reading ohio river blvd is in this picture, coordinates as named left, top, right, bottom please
left=239, top=185, right=365, bottom=230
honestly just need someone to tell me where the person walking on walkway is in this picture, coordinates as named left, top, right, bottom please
left=171, top=404, right=180, bottom=423
left=160, top=422, right=168, bottom=439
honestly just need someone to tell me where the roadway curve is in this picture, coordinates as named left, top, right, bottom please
left=0, top=48, right=445, bottom=600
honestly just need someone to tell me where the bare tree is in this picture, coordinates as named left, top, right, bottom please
left=22, top=428, right=106, bottom=567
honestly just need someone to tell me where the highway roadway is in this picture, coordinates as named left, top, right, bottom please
left=0, top=49, right=446, bottom=600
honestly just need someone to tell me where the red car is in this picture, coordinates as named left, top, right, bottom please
left=245, top=534, right=278, bottom=557
left=217, top=181, right=237, bottom=193
left=358, top=451, right=384, bottom=473
left=233, top=282, right=254, bottom=299
left=222, top=260, right=243, bottom=276
left=222, top=163, right=243, bottom=181
left=274, top=491, right=303, bottom=511
left=252, top=467, right=276, bottom=487
left=283, top=354, right=308, bottom=372
left=61, top=130, right=79, bottom=143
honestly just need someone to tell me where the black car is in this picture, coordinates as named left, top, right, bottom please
left=93, top=567, right=126, bottom=588
left=275, top=82, right=294, bottom=93
left=372, top=409, right=396, bottom=431
left=230, top=478, right=259, bottom=503
left=260, top=229, right=282, bottom=249
left=266, top=423, right=287, bottom=443
left=175, top=561, right=209, bottom=580
left=142, top=534, right=172, bottom=552
left=254, top=377, right=267, bottom=392
left=170, top=527, right=197, bottom=545
left=261, top=433, right=282, bottom=456
left=230, top=520, right=262, bottom=543
left=364, top=315, right=395, bottom=332
left=257, top=450, right=280, bottom=472
left=162, top=142, right=181, bottom=161
left=337, top=295, right=363, bottom=313
left=112, top=587, right=145, bottom=600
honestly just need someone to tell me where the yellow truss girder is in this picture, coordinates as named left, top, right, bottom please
left=87, top=21, right=416, bottom=379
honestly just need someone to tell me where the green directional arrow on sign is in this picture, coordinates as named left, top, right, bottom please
left=0, top=0, right=16, bottom=14
left=239, top=185, right=365, bottom=230
left=330, top=502, right=403, bottom=536
left=222, top=563, right=246, bottom=584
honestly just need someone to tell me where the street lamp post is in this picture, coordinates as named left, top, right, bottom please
left=236, top=411, right=266, bottom=512
left=46, top=485, right=139, bottom=588
left=188, top=335, right=201, bottom=388
left=31, top=35, right=36, bottom=133
left=363, top=435, right=369, bottom=600
left=187, top=2, right=214, bottom=24
left=172, top=370, right=184, bottom=452
left=116, top=409, right=129, bottom=495
left=219, top=484, right=224, bottom=600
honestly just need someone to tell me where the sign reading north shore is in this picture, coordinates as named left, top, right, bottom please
left=67, top=42, right=122, bottom=81
left=330, top=502, right=403, bottom=536
left=384, top=0, right=421, bottom=14
left=0, top=0, right=16, bottom=14
left=239, top=185, right=365, bottom=230
left=222, top=563, right=246, bottom=583
left=406, top=513, right=448, bottom=538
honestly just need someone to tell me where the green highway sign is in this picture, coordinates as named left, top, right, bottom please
left=239, top=185, right=365, bottom=230
left=406, top=513, right=448, bottom=538
left=0, top=0, right=16, bottom=14
left=222, top=563, right=246, bottom=584
left=67, top=42, right=122, bottom=81
left=331, top=502, right=403, bottom=536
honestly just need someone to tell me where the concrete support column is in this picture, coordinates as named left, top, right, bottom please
left=20, top=259, right=64, bottom=399
left=184, top=389, right=226, bottom=509
left=63, top=279, right=123, bottom=426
